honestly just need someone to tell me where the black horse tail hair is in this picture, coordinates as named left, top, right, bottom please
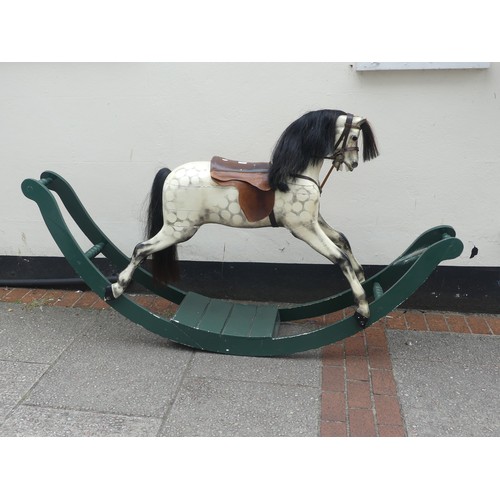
left=146, top=167, right=179, bottom=285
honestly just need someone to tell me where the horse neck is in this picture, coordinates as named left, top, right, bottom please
left=300, top=162, right=323, bottom=185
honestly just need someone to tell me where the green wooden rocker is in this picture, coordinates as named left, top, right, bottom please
left=21, top=110, right=463, bottom=356
left=21, top=169, right=462, bottom=357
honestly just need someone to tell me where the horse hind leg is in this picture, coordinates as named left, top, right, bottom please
left=105, top=239, right=157, bottom=300
left=289, top=222, right=370, bottom=327
left=318, top=216, right=365, bottom=282
left=104, top=225, right=197, bottom=300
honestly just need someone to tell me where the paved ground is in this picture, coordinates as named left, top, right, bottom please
left=0, top=287, right=498, bottom=437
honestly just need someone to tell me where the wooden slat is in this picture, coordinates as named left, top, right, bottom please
left=222, top=303, right=257, bottom=337
left=222, top=303, right=279, bottom=338
left=174, top=295, right=279, bottom=339
left=172, top=292, right=211, bottom=328
left=249, top=306, right=280, bottom=338
left=197, top=299, right=234, bottom=334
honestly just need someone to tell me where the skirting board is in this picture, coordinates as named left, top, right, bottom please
left=1, top=256, right=498, bottom=314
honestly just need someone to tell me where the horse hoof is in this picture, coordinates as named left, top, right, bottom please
left=354, top=311, right=369, bottom=328
left=104, top=285, right=115, bottom=301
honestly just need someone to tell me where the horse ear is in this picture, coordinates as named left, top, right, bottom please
left=352, top=116, right=366, bottom=127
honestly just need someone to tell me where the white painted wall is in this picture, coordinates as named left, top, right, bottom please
left=1, top=62, right=498, bottom=267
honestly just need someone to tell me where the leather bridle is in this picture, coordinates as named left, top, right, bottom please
left=320, top=113, right=360, bottom=189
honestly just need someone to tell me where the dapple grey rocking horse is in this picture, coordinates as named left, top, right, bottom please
left=105, top=109, right=379, bottom=326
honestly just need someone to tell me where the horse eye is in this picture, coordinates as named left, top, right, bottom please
left=352, top=136, right=358, bottom=141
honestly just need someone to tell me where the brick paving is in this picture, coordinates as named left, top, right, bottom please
left=319, top=306, right=499, bottom=437
left=2, top=287, right=499, bottom=437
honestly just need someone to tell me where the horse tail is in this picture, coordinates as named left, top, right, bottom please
left=146, top=167, right=179, bottom=284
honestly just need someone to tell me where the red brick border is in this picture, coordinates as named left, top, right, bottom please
left=0, top=287, right=179, bottom=316
left=2, top=287, right=499, bottom=436
left=321, top=318, right=406, bottom=437
left=319, top=307, right=499, bottom=437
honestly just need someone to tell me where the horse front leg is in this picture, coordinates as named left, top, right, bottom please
left=289, top=222, right=369, bottom=327
left=318, top=215, right=365, bottom=282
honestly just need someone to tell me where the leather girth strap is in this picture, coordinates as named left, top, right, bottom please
left=210, top=156, right=276, bottom=223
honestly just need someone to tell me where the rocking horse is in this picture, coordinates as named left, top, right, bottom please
left=21, top=109, right=464, bottom=356
left=105, top=109, right=379, bottom=326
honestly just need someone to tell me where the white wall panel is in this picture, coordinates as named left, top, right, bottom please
left=1, top=62, right=498, bottom=266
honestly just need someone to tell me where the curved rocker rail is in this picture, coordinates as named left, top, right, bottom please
left=22, top=171, right=464, bottom=357
left=22, top=171, right=186, bottom=306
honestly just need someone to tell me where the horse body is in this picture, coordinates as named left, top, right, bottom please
left=162, top=161, right=273, bottom=230
left=162, top=160, right=327, bottom=228
left=106, top=109, right=379, bottom=326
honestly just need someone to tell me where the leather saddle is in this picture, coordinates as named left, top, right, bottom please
left=210, top=156, right=275, bottom=222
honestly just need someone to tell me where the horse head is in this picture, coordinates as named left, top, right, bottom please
left=269, top=109, right=379, bottom=191
left=330, top=114, right=379, bottom=172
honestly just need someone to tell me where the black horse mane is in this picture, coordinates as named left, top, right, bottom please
left=269, top=109, right=379, bottom=192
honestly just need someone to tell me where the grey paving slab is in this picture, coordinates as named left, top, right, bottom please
left=160, top=377, right=320, bottom=436
left=24, top=309, right=194, bottom=418
left=0, top=302, right=89, bottom=364
left=162, top=349, right=323, bottom=436
left=0, top=360, right=49, bottom=424
left=388, top=330, right=499, bottom=365
left=189, top=349, right=322, bottom=387
left=0, top=303, right=324, bottom=436
left=387, top=330, right=500, bottom=437
left=0, top=405, right=161, bottom=437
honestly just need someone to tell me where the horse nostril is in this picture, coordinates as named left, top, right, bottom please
left=352, top=162, right=358, bottom=168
